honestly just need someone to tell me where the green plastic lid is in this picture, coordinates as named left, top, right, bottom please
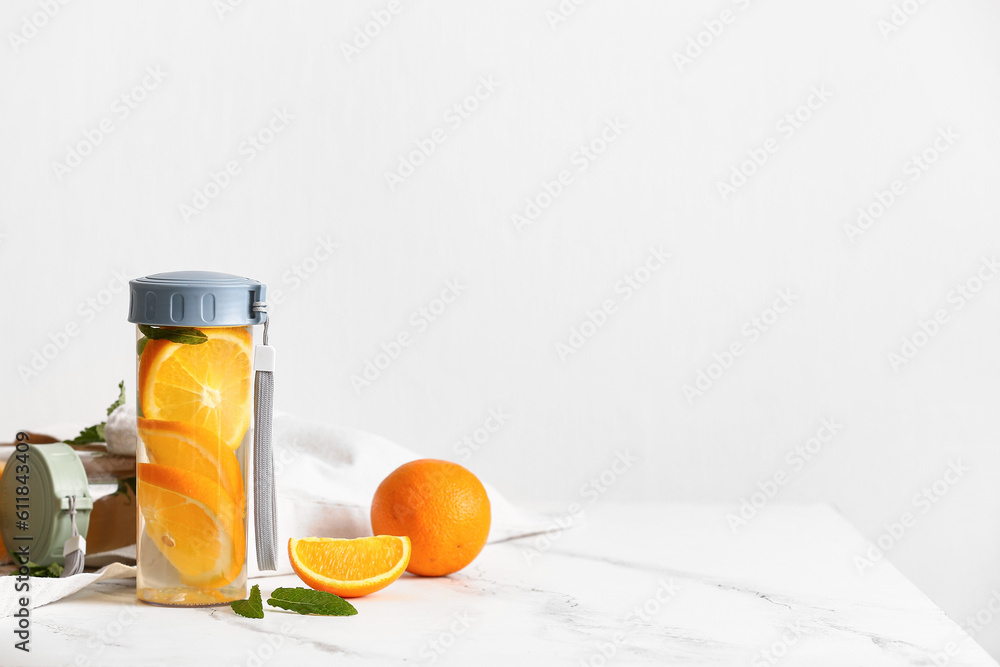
left=0, top=443, right=93, bottom=567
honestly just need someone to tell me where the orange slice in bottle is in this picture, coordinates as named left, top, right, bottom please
left=288, top=536, right=411, bottom=598
left=138, top=326, right=252, bottom=451
left=138, top=462, right=245, bottom=588
left=137, top=418, right=245, bottom=512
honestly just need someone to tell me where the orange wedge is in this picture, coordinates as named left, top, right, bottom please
left=138, top=462, right=245, bottom=588
left=138, top=326, right=252, bottom=451
left=289, top=536, right=411, bottom=598
left=138, top=418, right=245, bottom=512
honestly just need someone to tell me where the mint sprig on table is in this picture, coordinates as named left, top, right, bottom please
left=268, top=587, right=358, bottom=616
left=230, top=586, right=357, bottom=619
left=64, top=381, right=126, bottom=446
left=231, top=584, right=265, bottom=618
left=7, top=562, right=63, bottom=578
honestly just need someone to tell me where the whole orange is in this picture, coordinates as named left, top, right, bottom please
left=370, top=459, right=491, bottom=577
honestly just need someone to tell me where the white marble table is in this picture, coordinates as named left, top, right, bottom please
left=2, top=503, right=995, bottom=666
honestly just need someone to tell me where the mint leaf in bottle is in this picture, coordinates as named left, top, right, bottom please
left=138, top=324, right=208, bottom=345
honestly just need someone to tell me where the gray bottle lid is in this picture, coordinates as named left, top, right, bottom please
left=127, top=271, right=267, bottom=327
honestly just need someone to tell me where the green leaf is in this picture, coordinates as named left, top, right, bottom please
left=138, top=325, right=208, bottom=346
left=41, top=562, right=63, bottom=577
left=267, top=587, right=358, bottom=616
left=136, top=336, right=149, bottom=357
left=231, top=584, right=264, bottom=619
left=65, top=423, right=105, bottom=446
left=116, top=476, right=137, bottom=500
left=9, top=561, right=64, bottom=578
left=106, top=381, right=126, bottom=416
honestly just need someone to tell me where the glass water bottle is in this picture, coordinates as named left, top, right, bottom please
left=128, top=271, right=275, bottom=606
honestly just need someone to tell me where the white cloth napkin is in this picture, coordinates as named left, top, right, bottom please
left=0, top=414, right=549, bottom=616
left=0, top=563, right=136, bottom=618
left=250, top=413, right=549, bottom=576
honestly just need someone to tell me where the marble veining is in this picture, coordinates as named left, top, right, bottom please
left=0, top=503, right=994, bottom=666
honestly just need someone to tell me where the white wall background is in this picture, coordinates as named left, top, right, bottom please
left=2, top=0, right=999, bottom=656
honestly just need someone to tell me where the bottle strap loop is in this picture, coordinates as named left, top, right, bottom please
left=251, top=301, right=277, bottom=571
